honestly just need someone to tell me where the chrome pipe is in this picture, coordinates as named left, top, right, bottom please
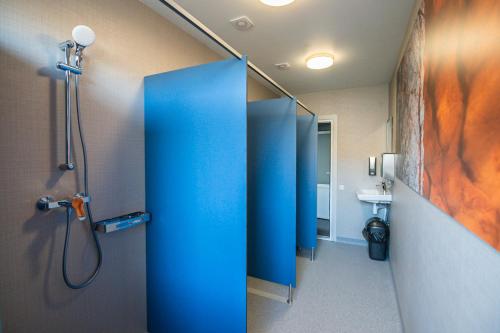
left=58, top=42, right=75, bottom=170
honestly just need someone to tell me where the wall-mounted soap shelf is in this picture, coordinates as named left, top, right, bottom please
left=94, top=211, right=150, bottom=233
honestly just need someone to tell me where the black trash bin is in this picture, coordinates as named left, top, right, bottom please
left=362, top=217, right=389, bottom=261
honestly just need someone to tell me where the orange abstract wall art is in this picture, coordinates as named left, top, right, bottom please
left=397, top=0, right=500, bottom=250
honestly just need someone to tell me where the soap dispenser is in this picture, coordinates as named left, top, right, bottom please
left=368, top=156, right=377, bottom=176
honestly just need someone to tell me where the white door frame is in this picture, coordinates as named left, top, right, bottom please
left=317, top=114, right=338, bottom=241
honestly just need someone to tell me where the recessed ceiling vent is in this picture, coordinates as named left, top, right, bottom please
left=230, top=16, right=254, bottom=31
left=275, top=62, right=291, bottom=70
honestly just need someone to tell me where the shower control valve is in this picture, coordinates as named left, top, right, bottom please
left=37, top=194, right=90, bottom=212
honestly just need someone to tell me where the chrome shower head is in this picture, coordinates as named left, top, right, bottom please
left=72, top=25, right=95, bottom=66
left=72, top=25, right=95, bottom=48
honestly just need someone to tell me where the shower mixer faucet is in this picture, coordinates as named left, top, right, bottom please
left=37, top=25, right=102, bottom=289
left=37, top=193, right=90, bottom=220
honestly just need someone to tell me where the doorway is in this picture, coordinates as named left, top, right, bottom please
left=317, top=116, right=337, bottom=241
left=317, top=122, right=331, bottom=237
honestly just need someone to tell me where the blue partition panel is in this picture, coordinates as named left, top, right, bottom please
left=145, top=58, right=247, bottom=333
left=247, top=98, right=296, bottom=287
left=297, top=115, right=318, bottom=250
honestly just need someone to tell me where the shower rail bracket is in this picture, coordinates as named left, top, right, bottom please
left=58, top=40, right=74, bottom=51
left=59, top=162, right=75, bottom=171
left=56, top=62, right=82, bottom=75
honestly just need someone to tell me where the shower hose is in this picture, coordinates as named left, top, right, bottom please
left=62, top=74, right=103, bottom=289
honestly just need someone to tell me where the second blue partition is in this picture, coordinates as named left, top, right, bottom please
left=297, top=115, right=318, bottom=251
left=247, top=98, right=297, bottom=288
left=145, top=58, right=247, bottom=333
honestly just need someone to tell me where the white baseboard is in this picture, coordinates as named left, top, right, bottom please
left=336, top=237, right=368, bottom=247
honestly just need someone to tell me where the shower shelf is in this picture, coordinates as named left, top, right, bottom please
left=94, top=211, right=150, bottom=233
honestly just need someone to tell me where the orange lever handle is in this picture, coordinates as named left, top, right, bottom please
left=72, top=197, right=86, bottom=221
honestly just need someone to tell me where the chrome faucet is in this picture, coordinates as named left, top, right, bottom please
left=380, top=178, right=393, bottom=194
left=37, top=193, right=90, bottom=220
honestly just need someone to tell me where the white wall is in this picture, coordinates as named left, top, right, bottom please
left=390, top=179, right=500, bottom=333
left=299, top=85, right=389, bottom=242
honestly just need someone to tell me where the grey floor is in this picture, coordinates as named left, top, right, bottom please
left=247, top=240, right=403, bottom=333
left=317, top=218, right=330, bottom=237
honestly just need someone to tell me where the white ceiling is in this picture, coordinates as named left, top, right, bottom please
left=143, top=0, right=416, bottom=94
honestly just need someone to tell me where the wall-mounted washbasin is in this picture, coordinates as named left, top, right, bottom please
left=356, top=189, right=392, bottom=204
left=356, top=189, right=392, bottom=215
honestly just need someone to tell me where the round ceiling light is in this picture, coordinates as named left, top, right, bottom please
left=260, top=0, right=295, bottom=7
left=306, top=54, right=334, bottom=70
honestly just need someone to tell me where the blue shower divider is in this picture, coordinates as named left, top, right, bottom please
left=145, top=58, right=247, bottom=333
left=297, top=115, right=318, bottom=251
left=247, top=98, right=297, bottom=288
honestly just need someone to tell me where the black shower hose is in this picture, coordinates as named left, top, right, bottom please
left=62, top=75, right=103, bottom=289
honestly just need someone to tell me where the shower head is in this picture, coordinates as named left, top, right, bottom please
left=72, top=25, right=95, bottom=67
left=72, top=25, right=96, bottom=48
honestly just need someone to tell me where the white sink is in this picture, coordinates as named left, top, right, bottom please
left=356, top=189, right=392, bottom=204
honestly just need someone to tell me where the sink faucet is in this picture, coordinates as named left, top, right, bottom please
left=380, top=178, right=393, bottom=194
